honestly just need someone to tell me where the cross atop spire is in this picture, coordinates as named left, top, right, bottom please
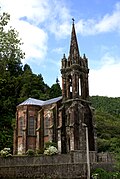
left=72, top=18, right=75, bottom=24
left=69, top=19, right=80, bottom=63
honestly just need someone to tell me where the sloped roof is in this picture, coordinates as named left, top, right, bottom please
left=18, top=98, right=44, bottom=106
left=43, top=96, right=62, bottom=106
left=18, top=96, right=62, bottom=107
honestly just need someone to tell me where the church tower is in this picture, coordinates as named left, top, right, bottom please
left=58, top=20, right=95, bottom=153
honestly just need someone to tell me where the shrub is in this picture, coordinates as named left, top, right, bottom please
left=44, top=146, right=58, bottom=156
left=0, top=148, right=12, bottom=157
left=26, top=149, right=35, bottom=156
left=92, top=168, right=110, bottom=179
left=91, top=168, right=120, bottom=179
left=36, top=149, right=44, bottom=155
left=44, top=141, right=57, bottom=149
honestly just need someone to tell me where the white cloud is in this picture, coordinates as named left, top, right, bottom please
left=0, top=0, right=50, bottom=25
left=49, top=21, right=71, bottom=38
left=5, top=18, right=48, bottom=65
left=95, top=3, right=120, bottom=33
left=0, top=0, right=71, bottom=64
left=15, top=20, right=48, bottom=64
left=76, top=2, right=120, bottom=35
left=52, top=47, right=64, bottom=54
left=0, top=0, right=50, bottom=65
left=46, top=0, right=71, bottom=38
left=89, top=55, right=120, bottom=97
left=76, top=19, right=96, bottom=35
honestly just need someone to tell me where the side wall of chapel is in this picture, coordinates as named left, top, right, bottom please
left=13, top=101, right=61, bottom=155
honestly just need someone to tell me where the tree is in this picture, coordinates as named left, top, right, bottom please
left=0, top=11, right=25, bottom=151
left=0, top=13, right=24, bottom=77
left=49, top=79, right=62, bottom=98
left=23, top=63, right=32, bottom=73
left=19, top=68, right=50, bottom=102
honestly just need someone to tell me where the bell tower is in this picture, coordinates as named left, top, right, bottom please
left=58, top=20, right=96, bottom=153
left=61, top=19, right=89, bottom=101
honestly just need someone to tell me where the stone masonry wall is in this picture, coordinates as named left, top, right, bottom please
left=0, top=163, right=87, bottom=179
left=0, top=152, right=115, bottom=179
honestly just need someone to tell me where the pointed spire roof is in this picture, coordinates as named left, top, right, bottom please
left=69, top=19, right=80, bottom=63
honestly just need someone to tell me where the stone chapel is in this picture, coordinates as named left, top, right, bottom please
left=13, top=21, right=96, bottom=155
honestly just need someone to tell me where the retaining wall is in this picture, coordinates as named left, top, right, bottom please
left=0, top=151, right=115, bottom=179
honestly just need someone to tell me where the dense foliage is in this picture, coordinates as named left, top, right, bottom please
left=92, top=168, right=120, bottom=179
left=0, top=12, right=24, bottom=150
left=90, top=96, right=120, bottom=155
left=90, top=96, right=120, bottom=118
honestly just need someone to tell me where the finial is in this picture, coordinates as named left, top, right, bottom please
left=56, top=77, right=59, bottom=84
left=63, top=53, right=66, bottom=58
left=72, top=18, right=75, bottom=24
left=83, top=53, right=86, bottom=59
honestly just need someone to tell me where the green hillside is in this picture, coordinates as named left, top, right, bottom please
left=90, top=96, right=120, bottom=153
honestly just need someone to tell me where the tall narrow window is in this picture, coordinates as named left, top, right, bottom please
left=28, top=116, right=36, bottom=136
left=44, top=116, right=49, bottom=136
left=69, top=78, right=72, bottom=90
left=18, top=117, right=23, bottom=136
left=70, top=86, right=72, bottom=92
left=79, top=78, right=81, bottom=96
left=69, top=78, right=72, bottom=99
left=75, top=74, right=77, bottom=92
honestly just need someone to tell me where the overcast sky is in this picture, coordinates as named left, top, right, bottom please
left=1, top=0, right=120, bottom=97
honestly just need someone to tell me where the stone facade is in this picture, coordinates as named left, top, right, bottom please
left=13, top=21, right=96, bottom=155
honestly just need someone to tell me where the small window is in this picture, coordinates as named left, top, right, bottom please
left=28, top=116, right=36, bottom=136
left=18, top=117, right=23, bottom=136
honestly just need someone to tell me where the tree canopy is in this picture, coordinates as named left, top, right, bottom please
left=90, top=96, right=120, bottom=154
left=0, top=12, right=25, bottom=150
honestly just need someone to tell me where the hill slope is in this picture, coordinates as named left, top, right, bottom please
left=90, top=96, right=120, bottom=153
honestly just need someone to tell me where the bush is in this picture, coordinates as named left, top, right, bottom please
left=92, top=168, right=110, bottom=179
left=36, top=149, right=44, bottom=155
left=44, top=146, right=58, bottom=156
left=91, top=168, right=120, bottom=179
left=44, top=141, right=57, bottom=149
left=0, top=148, right=12, bottom=157
left=26, top=149, right=35, bottom=156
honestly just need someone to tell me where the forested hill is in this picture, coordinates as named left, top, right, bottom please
left=90, top=96, right=120, bottom=117
left=90, top=96, right=120, bottom=153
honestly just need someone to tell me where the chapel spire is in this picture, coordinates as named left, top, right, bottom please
left=69, top=18, right=80, bottom=63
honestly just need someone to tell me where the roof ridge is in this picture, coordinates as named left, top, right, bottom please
left=18, top=96, right=62, bottom=107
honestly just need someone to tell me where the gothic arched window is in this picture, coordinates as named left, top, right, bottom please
left=44, top=116, right=50, bottom=136
left=28, top=116, right=36, bottom=136
left=18, top=117, right=23, bottom=136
